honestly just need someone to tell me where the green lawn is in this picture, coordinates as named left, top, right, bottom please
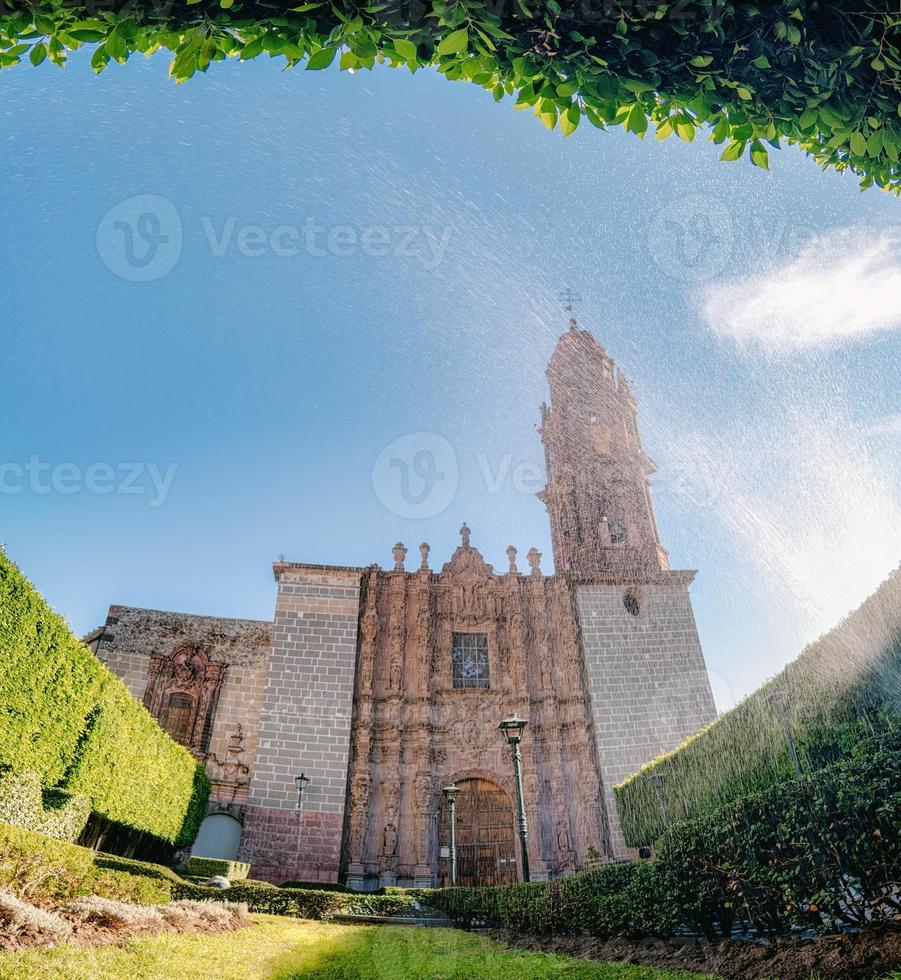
left=0, top=915, right=717, bottom=980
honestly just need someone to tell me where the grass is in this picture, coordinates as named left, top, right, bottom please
left=0, top=916, right=718, bottom=980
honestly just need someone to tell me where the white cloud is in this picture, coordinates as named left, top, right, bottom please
left=701, top=227, right=901, bottom=350
left=866, top=413, right=901, bottom=438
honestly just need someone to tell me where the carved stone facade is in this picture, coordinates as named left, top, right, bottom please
left=90, top=319, right=716, bottom=886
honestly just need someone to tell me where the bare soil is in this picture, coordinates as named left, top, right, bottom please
left=488, top=928, right=901, bottom=979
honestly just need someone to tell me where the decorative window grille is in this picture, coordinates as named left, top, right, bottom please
left=452, top=633, right=489, bottom=689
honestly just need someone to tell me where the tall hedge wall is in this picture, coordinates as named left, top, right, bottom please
left=615, top=566, right=901, bottom=845
left=0, top=549, right=209, bottom=847
left=434, top=732, right=901, bottom=940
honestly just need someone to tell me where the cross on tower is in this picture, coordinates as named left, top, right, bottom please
left=559, top=288, right=581, bottom=329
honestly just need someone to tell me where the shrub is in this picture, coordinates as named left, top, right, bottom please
left=616, top=568, right=901, bottom=845
left=66, top=894, right=165, bottom=929
left=279, top=879, right=349, bottom=892
left=0, top=548, right=209, bottom=848
left=0, top=823, right=171, bottom=905
left=432, top=733, right=901, bottom=941
left=0, top=890, right=73, bottom=941
left=186, top=857, right=250, bottom=881
left=0, top=768, right=90, bottom=842
left=170, top=879, right=348, bottom=920
left=168, top=898, right=250, bottom=928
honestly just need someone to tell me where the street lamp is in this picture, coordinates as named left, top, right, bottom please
left=442, top=784, right=460, bottom=887
left=294, top=772, right=310, bottom=810
left=498, top=713, right=530, bottom=883
left=766, top=689, right=803, bottom=777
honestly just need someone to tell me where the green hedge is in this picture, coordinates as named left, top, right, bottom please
left=0, top=822, right=171, bottom=905
left=432, top=733, right=901, bottom=940
left=186, top=856, right=250, bottom=880
left=0, top=548, right=209, bottom=847
left=1, top=2, right=901, bottom=191
left=0, top=768, right=90, bottom=842
left=615, top=567, right=901, bottom=845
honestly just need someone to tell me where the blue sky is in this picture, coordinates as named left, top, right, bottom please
left=2, top=51, right=899, bottom=709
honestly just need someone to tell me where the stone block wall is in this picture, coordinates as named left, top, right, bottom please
left=575, top=572, right=716, bottom=856
left=238, top=564, right=363, bottom=883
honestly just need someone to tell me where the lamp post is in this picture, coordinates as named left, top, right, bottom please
left=294, top=772, right=310, bottom=809
left=442, top=784, right=460, bottom=887
left=498, top=714, right=530, bottom=883
left=766, top=689, right=803, bottom=776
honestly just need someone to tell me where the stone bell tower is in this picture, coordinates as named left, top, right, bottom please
left=538, top=318, right=668, bottom=577
left=538, top=314, right=717, bottom=856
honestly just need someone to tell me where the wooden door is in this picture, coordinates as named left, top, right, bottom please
left=439, top=778, right=517, bottom=886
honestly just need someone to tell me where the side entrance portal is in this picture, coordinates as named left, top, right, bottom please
left=439, top=778, right=518, bottom=887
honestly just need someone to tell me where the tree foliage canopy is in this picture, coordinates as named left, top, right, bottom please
left=1, top=1, right=901, bottom=188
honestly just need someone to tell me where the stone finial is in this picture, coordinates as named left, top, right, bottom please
left=392, top=542, right=407, bottom=571
left=460, top=522, right=471, bottom=548
left=527, top=547, right=542, bottom=576
left=506, top=545, right=518, bottom=574
left=419, top=542, right=430, bottom=571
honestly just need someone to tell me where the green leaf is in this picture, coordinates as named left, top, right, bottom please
left=393, top=38, right=417, bottom=62
left=306, top=46, right=337, bottom=69
left=29, top=42, right=47, bottom=66
left=850, top=131, right=867, bottom=156
left=625, top=102, right=647, bottom=137
left=750, top=139, right=769, bottom=170
left=556, top=78, right=578, bottom=97
left=690, top=55, right=713, bottom=67
left=220, top=0, right=235, bottom=8
left=437, top=28, right=468, bottom=57
left=560, top=105, right=579, bottom=137
left=751, top=55, right=770, bottom=69
left=655, top=119, right=673, bottom=140
left=721, top=139, right=745, bottom=161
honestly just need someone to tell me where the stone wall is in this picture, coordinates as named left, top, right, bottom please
left=91, top=605, right=271, bottom=808
left=238, top=564, right=363, bottom=883
left=575, top=572, right=717, bottom=856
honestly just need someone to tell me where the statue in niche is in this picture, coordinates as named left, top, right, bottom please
left=206, top=725, right=250, bottom=803
left=389, top=657, right=402, bottom=692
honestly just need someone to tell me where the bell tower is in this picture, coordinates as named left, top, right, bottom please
left=538, top=318, right=668, bottom=577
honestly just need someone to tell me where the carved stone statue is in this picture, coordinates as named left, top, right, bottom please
left=459, top=522, right=471, bottom=548
left=506, top=545, right=518, bottom=574
left=392, top=542, right=407, bottom=571
left=419, top=542, right=430, bottom=570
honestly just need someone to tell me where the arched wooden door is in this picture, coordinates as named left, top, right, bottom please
left=439, top=778, right=517, bottom=886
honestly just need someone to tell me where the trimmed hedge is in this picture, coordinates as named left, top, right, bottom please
left=432, top=733, right=901, bottom=940
left=0, top=768, right=90, bottom=842
left=0, top=548, right=209, bottom=847
left=615, top=566, right=901, bottom=845
left=1, top=2, right=901, bottom=191
left=0, top=822, right=171, bottom=905
left=186, top=856, right=250, bottom=880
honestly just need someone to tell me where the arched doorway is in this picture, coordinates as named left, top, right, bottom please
left=438, top=778, right=517, bottom=886
left=191, top=813, right=242, bottom=861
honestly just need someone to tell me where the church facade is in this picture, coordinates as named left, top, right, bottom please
left=89, top=320, right=716, bottom=889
